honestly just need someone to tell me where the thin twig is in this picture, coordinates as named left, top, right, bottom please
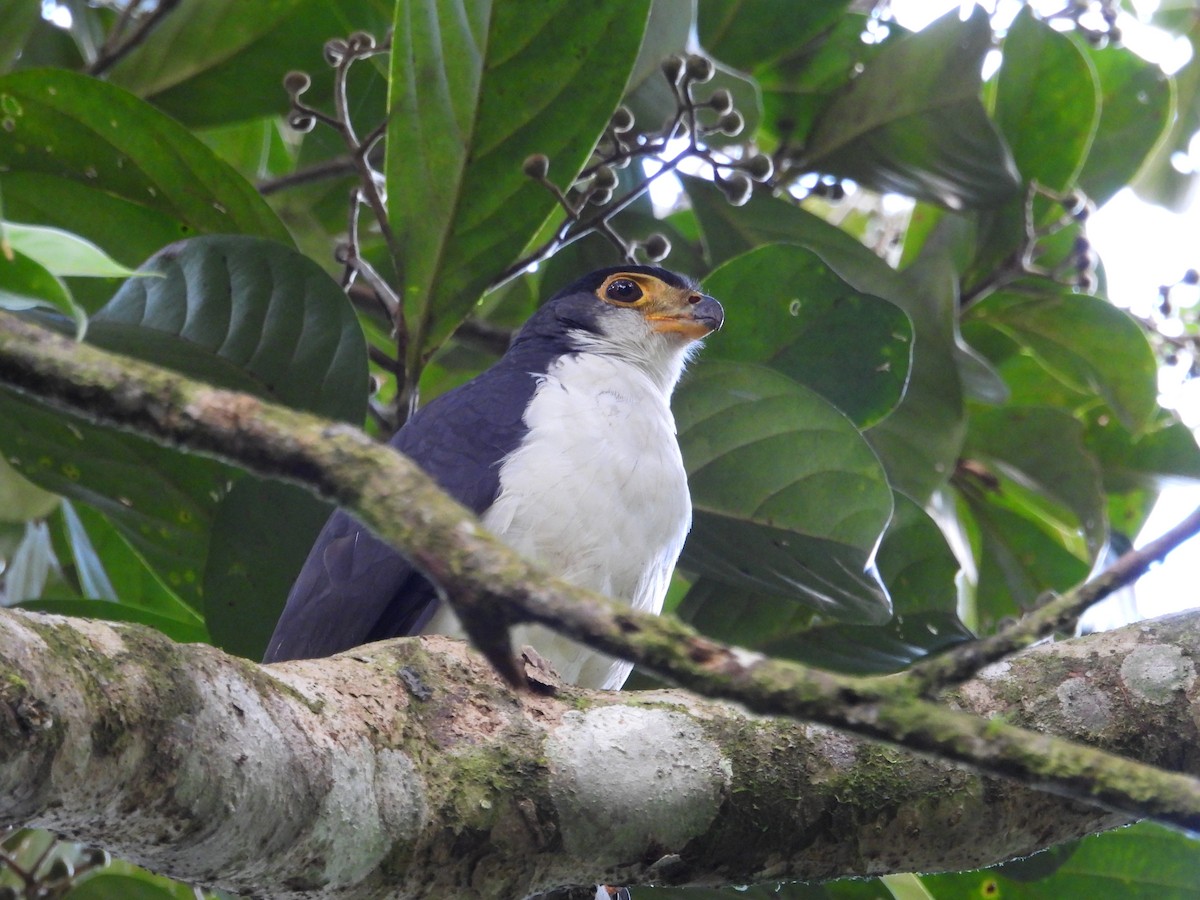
left=904, top=504, right=1200, bottom=695
left=88, top=0, right=181, bottom=77
left=257, top=157, right=357, bottom=196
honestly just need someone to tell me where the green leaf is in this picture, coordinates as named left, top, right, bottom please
left=922, top=822, right=1200, bottom=899
left=958, top=475, right=1091, bottom=630
left=0, top=0, right=40, bottom=73
left=60, top=498, right=198, bottom=621
left=59, top=498, right=118, bottom=601
left=700, top=244, right=912, bottom=427
left=679, top=493, right=970, bottom=674
left=697, top=0, right=847, bottom=75
left=1077, top=43, right=1174, bottom=206
left=684, top=175, right=907, bottom=299
left=965, top=406, right=1106, bottom=559
left=865, top=238, right=967, bottom=502
left=0, top=236, right=367, bottom=627
left=0, top=453, right=58, bottom=522
left=64, top=873, right=189, bottom=900
left=386, top=0, right=651, bottom=364
left=1086, top=411, right=1200, bottom=492
left=105, top=0, right=392, bottom=127
left=0, top=68, right=291, bottom=262
left=800, top=6, right=1020, bottom=209
left=2, top=221, right=140, bottom=277
left=994, top=11, right=1099, bottom=194
left=0, top=392, right=227, bottom=610
left=969, top=11, right=1099, bottom=282
left=203, top=478, right=334, bottom=659
left=876, top=492, right=962, bottom=616
left=963, top=289, right=1157, bottom=433
left=676, top=361, right=893, bottom=624
left=94, top=235, right=368, bottom=420
left=0, top=245, right=82, bottom=331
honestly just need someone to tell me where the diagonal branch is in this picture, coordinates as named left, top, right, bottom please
left=1, top=310, right=1200, bottom=832
left=902, top=505, right=1200, bottom=695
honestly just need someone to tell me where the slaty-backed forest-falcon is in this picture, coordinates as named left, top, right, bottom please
left=264, top=266, right=723, bottom=690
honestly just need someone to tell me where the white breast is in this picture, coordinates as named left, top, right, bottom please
left=425, top=352, right=691, bottom=689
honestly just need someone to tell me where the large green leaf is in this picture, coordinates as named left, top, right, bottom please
left=958, top=476, right=1091, bottom=631
left=679, top=493, right=969, bottom=674
left=993, top=11, right=1099, bottom=194
left=923, top=822, right=1200, bottom=899
left=57, top=499, right=198, bottom=622
left=964, top=406, right=1106, bottom=559
left=751, top=13, right=894, bottom=150
left=1077, top=43, right=1174, bottom=206
left=700, top=244, right=912, bottom=427
left=203, top=478, right=333, bottom=659
left=684, top=175, right=908, bottom=299
left=106, top=0, right=392, bottom=127
left=865, top=238, right=967, bottom=503
left=0, top=237, right=367, bottom=637
left=800, top=6, right=1020, bottom=209
left=0, top=245, right=80, bottom=328
left=697, top=0, right=847, bottom=75
left=94, top=236, right=367, bottom=420
left=0, top=393, right=226, bottom=610
left=970, top=11, right=1099, bottom=284
left=1086, top=411, right=1200, bottom=492
left=676, top=361, right=893, bottom=624
left=0, top=0, right=39, bottom=73
left=963, top=289, right=1157, bottom=434
left=0, top=68, right=290, bottom=265
left=386, top=0, right=651, bottom=365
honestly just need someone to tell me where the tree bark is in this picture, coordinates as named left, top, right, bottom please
left=3, top=606, right=1198, bottom=898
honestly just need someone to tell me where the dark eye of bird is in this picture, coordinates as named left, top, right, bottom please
left=606, top=278, right=642, bottom=303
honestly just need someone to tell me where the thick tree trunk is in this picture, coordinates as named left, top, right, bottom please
left=2, top=606, right=1197, bottom=898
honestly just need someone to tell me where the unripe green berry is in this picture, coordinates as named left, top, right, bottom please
left=287, top=112, right=316, bottom=133
left=348, top=30, right=377, bottom=52
left=741, top=152, right=773, bottom=181
left=522, top=154, right=550, bottom=179
left=283, top=70, right=311, bottom=95
left=610, top=106, right=635, bottom=134
left=707, top=88, right=734, bottom=115
left=592, top=166, right=618, bottom=190
left=661, top=55, right=685, bottom=85
left=685, top=54, right=715, bottom=84
left=323, top=38, right=348, bottom=66
left=717, top=110, right=745, bottom=137
left=589, top=187, right=613, bottom=206
left=46, top=858, right=72, bottom=881
left=643, top=233, right=671, bottom=261
left=718, top=171, right=752, bottom=206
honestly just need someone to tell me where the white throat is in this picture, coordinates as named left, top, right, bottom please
left=425, top=348, right=694, bottom=689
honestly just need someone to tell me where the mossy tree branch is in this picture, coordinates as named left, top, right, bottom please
left=2, top=606, right=1199, bottom=896
left=1, top=310, right=1200, bottom=834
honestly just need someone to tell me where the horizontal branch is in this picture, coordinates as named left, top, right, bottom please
left=1, top=310, right=1200, bottom=834
left=3, top=608, right=1199, bottom=896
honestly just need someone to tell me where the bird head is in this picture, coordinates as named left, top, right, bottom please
left=517, top=266, right=723, bottom=391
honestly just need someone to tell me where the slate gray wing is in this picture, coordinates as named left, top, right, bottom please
left=262, top=364, right=540, bottom=663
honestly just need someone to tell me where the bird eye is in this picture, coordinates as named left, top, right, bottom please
left=605, top=278, right=642, bottom=303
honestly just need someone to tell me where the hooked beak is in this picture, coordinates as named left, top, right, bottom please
left=646, top=292, right=724, bottom=341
